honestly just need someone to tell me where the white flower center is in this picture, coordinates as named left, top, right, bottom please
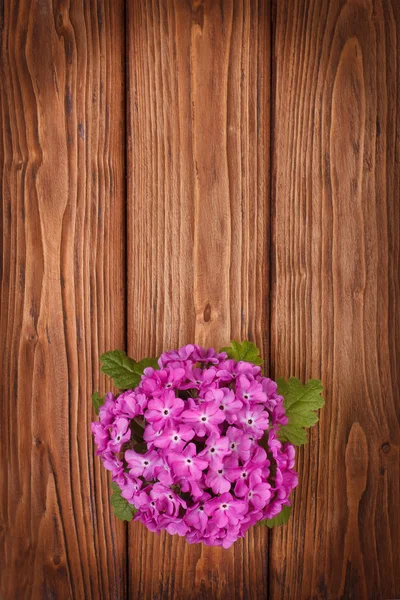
left=163, top=409, right=170, bottom=416
left=221, top=503, right=229, bottom=510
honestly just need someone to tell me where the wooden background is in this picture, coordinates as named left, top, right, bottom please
left=1, top=0, right=399, bottom=598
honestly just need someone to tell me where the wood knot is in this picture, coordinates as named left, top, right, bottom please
left=381, top=442, right=391, bottom=454
left=203, top=303, right=211, bottom=323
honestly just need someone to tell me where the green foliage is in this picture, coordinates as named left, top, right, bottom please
left=221, top=340, right=263, bottom=366
left=277, top=377, right=325, bottom=445
left=110, top=482, right=136, bottom=522
left=135, top=357, right=159, bottom=372
left=259, top=505, right=292, bottom=528
left=100, top=349, right=158, bottom=390
left=91, top=391, right=104, bottom=415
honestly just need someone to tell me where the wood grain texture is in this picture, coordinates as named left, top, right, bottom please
left=127, top=1, right=270, bottom=598
left=270, top=1, right=400, bottom=598
left=0, top=1, right=126, bottom=598
left=1, top=0, right=400, bottom=598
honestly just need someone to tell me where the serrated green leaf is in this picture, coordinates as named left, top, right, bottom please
left=221, top=340, right=263, bottom=366
left=135, top=357, right=159, bottom=373
left=100, top=350, right=159, bottom=390
left=100, top=350, right=138, bottom=389
left=92, top=391, right=104, bottom=415
left=110, top=482, right=136, bottom=522
left=259, top=505, right=292, bottom=528
left=277, top=424, right=308, bottom=445
left=277, top=377, right=324, bottom=446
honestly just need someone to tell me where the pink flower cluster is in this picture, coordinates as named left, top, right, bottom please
left=91, top=345, right=298, bottom=548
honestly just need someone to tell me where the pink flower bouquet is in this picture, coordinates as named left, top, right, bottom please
left=91, top=341, right=324, bottom=548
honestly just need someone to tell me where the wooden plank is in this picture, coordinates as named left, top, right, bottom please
left=127, top=1, right=270, bottom=598
left=270, top=0, right=400, bottom=598
left=0, top=1, right=126, bottom=598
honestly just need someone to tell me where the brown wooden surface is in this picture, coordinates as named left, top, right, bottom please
left=127, top=1, right=270, bottom=598
left=0, top=1, right=126, bottom=598
left=269, top=1, right=400, bottom=598
left=1, top=1, right=399, bottom=599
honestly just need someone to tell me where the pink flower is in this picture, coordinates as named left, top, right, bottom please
left=236, top=375, right=267, bottom=405
left=181, top=400, right=225, bottom=437
left=107, top=417, right=131, bottom=452
left=153, top=424, right=195, bottom=451
left=120, top=477, right=142, bottom=502
left=125, top=449, right=163, bottom=479
left=91, top=422, right=109, bottom=454
left=204, top=493, right=246, bottom=528
left=198, top=432, right=230, bottom=467
left=116, top=390, right=146, bottom=418
left=143, top=424, right=164, bottom=446
left=142, top=368, right=186, bottom=396
left=180, top=366, right=217, bottom=390
left=192, top=345, right=226, bottom=364
left=204, top=388, right=243, bottom=423
left=244, top=472, right=271, bottom=509
left=145, top=390, right=185, bottom=431
left=158, top=344, right=195, bottom=367
left=168, top=443, right=208, bottom=480
left=162, top=517, right=189, bottom=536
left=150, top=483, right=186, bottom=516
left=185, top=504, right=209, bottom=533
left=102, top=453, right=125, bottom=484
left=237, top=405, right=269, bottom=438
left=184, top=495, right=211, bottom=533
left=98, top=392, right=116, bottom=426
left=226, top=427, right=253, bottom=461
left=205, top=465, right=232, bottom=494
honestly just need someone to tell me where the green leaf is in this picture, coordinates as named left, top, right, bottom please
left=92, top=391, right=104, bottom=415
left=135, top=357, right=159, bottom=373
left=277, top=377, right=324, bottom=445
left=100, top=350, right=138, bottom=389
left=110, top=482, right=136, bottom=522
left=260, top=505, right=292, bottom=528
left=100, top=350, right=159, bottom=390
left=221, top=340, right=263, bottom=366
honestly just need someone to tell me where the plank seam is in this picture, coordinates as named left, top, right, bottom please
left=267, top=0, right=277, bottom=597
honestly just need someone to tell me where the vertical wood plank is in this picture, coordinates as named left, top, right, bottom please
left=270, top=0, right=400, bottom=598
left=0, top=1, right=126, bottom=598
left=127, top=1, right=271, bottom=598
